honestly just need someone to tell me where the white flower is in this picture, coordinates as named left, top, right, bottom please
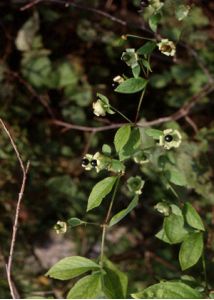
left=92, top=100, right=106, bottom=117
left=157, top=39, right=176, bottom=56
left=159, top=129, right=182, bottom=150
left=54, top=221, right=67, bottom=234
left=113, top=75, right=124, bottom=84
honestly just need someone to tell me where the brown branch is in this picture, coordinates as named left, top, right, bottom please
left=0, top=119, right=30, bottom=299
left=19, top=0, right=152, bottom=34
left=51, top=83, right=214, bottom=133
left=51, top=119, right=125, bottom=132
left=6, top=70, right=55, bottom=118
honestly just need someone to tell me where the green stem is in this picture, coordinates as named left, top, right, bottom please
left=111, top=106, right=133, bottom=124
left=100, top=224, right=107, bottom=268
left=202, top=250, right=208, bottom=291
left=99, top=176, right=121, bottom=267
left=105, top=176, right=120, bottom=224
left=126, top=34, right=156, bottom=42
left=134, top=88, right=146, bottom=125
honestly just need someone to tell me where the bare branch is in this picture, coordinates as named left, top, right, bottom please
left=51, top=83, right=214, bottom=133
left=0, top=119, right=30, bottom=299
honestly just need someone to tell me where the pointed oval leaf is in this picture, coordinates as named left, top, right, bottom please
left=109, top=196, right=139, bottom=227
left=102, top=259, right=128, bottom=299
left=67, top=217, right=85, bottom=228
left=164, top=214, right=188, bottom=244
left=167, top=168, right=187, bottom=187
left=87, top=176, right=117, bottom=211
left=46, top=256, right=100, bottom=280
left=67, top=273, right=103, bottom=299
left=137, top=41, right=156, bottom=56
left=114, top=125, right=131, bottom=153
left=183, top=203, right=205, bottom=231
left=155, top=228, right=172, bottom=244
left=179, top=232, right=204, bottom=271
left=115, top=78, right=147, bottom=94
left=132, top=281, right=202, bottom=299
left=145, top=128, right=163, bottom=139
left=119, top=128, right=141, bottom=161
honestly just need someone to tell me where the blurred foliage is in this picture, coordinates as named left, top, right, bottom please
left=0, top=0, right=214, bottom=298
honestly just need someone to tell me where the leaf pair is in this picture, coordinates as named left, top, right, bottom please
left=46, top=256, right=128, bottom=299
left=156, top=203, right=205, bottom=270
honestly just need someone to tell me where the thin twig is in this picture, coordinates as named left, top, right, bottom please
left=20, top=0, right=42, bottom=10
left=19, top=0, right=152, bottom=34
left=51, top=83, right=214, bottom=133
left=0, top=119, right=30, bottom=299
left=185, top=116, right=198, bottom=133
left=6, top=70, right=55, bottom=118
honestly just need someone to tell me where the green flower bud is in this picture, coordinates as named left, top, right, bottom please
left=133, top=151, right=149, bottom=165
left=154, top=201, right=171, bottom=216
left=127, top=176, right=145, bottom=195
left=121, top=49, right=139, bottom=68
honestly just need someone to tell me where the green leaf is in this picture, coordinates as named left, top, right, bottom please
left=164, top=214, right=188, bottom=244
left=166, top=167, right=187, bottom=186
left=67, top=273, right=103, bottom=299
left=58, top=62, right=78, bottom=87
left=149, top=14, right=161, bottom=32
left=114, top=125, right=131, bottom=153
left=142, top=59, right=152, bottom=72
left=102, top=259, right=128, bottom=299
left=132, top=64, right=141, bottom=78
left=115, top=77, right=147, bottom=94
left=179, top=232, right=204, bottom=271
left=119, top=128, right=141, bottom=161
left=97, top=93, right=109, bottom=105
left=155, top=228, right=172, bottom=244
left=87, top=176, right=117, bottom=211
left=102, top=144, right=112, bottom=155
left=145, top=128, right=163, bottom=139
left=22, top=56, right=52, bottom=88
left=67, top=217, right=85, bottom=228
left=137, top=41, right=156, bottom=56
left=132, top=281, right=202, bottom=299
left=46, top=256, right=100, bottom=280
left=176, top=5, right=191, bottom=21
left=109, top=196, right=139, bottom=227
left=183, top=203, right=205, bottom=231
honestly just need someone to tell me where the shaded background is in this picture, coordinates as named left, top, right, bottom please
left=0, top=0, right=214, bottom=298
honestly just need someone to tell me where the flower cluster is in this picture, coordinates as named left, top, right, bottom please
left=82, top=152, right=125, bottom=174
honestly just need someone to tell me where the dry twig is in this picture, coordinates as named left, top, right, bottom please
left=0, top=119, right=30, bottom=299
